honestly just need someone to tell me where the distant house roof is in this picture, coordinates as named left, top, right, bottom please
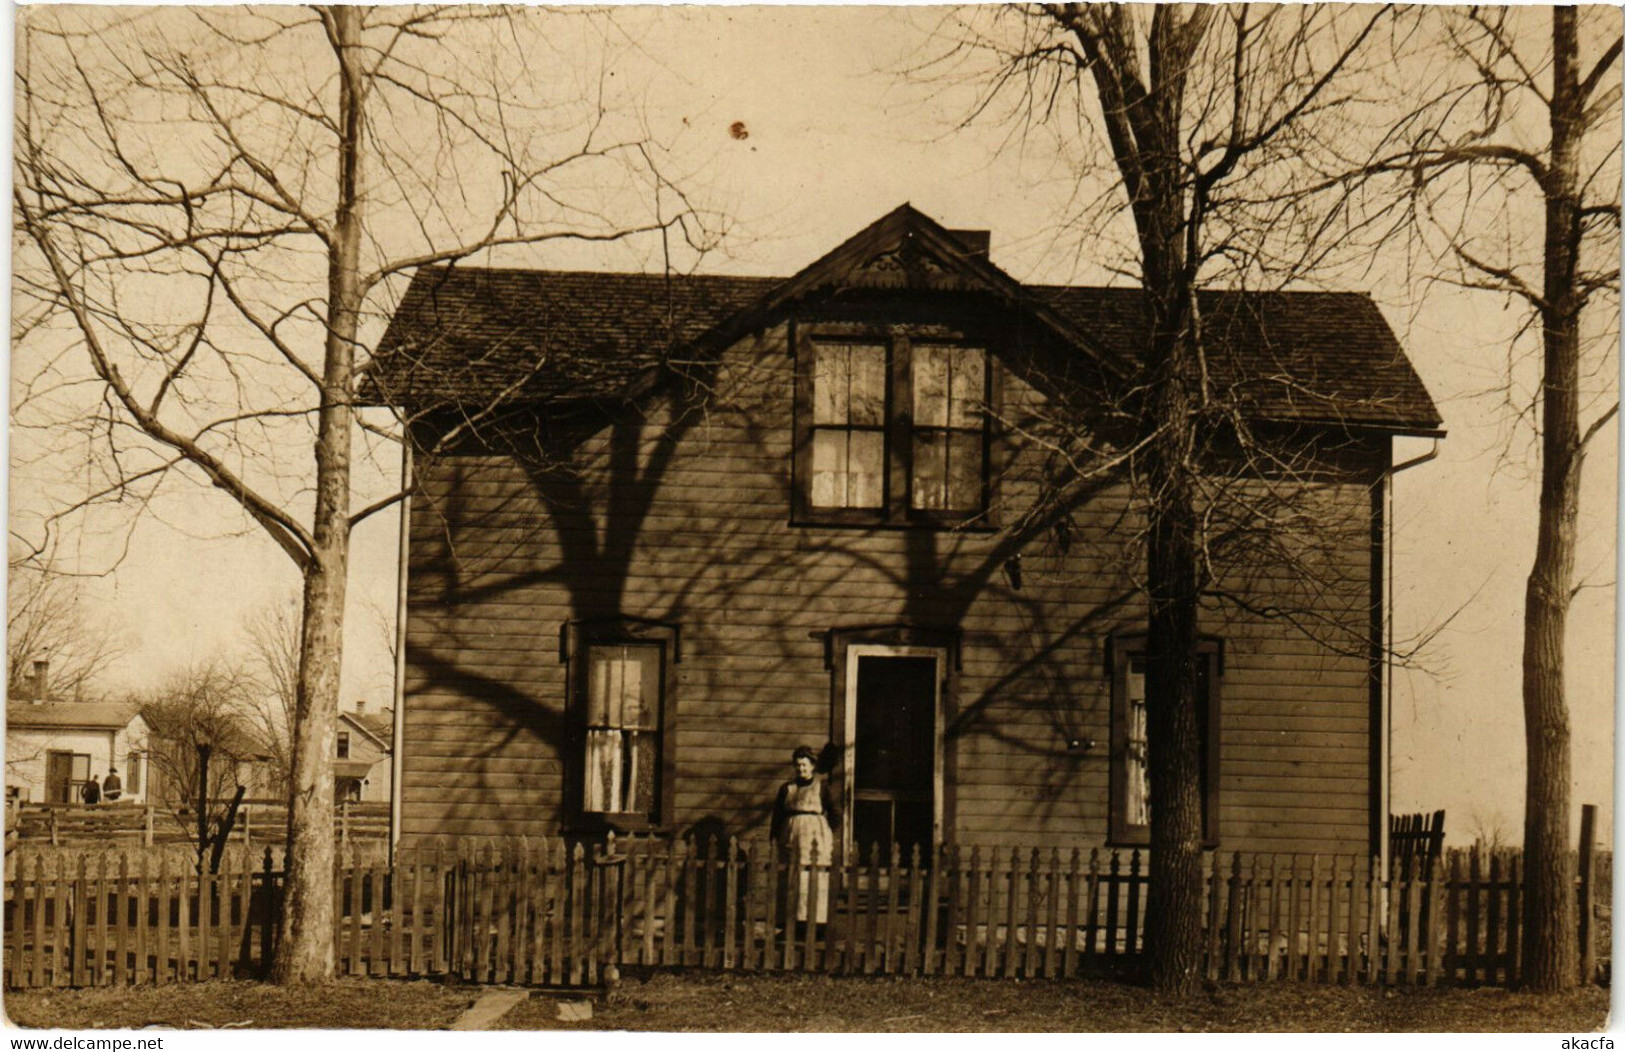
left=369, top=205, right=1442, bottom=434
left=137, top=713, right=275, bottom=762
left=340, top=709, right=392, bottom=751
left=8, top=700, right=142, bottom=732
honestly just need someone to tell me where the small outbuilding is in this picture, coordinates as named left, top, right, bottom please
left=7, top=669, right=151, bottom=806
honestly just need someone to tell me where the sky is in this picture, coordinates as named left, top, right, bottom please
left=8, top=5, right=1617, bottom=848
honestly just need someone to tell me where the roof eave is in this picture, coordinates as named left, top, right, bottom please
left=9, top=720, right=134, bottom=731
left=1253, top=415, right=1447, bottom=439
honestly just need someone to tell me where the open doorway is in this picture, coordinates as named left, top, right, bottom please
left=842, top=646, right=943, bottom=859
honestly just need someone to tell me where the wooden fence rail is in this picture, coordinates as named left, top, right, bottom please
left=4, top=840, right=1608, bottom=990
left=10, top=801, right=390, bottom=849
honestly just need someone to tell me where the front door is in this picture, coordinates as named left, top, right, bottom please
left=849, top=653, right=939, bottom=859
left=45, top=750, right=87, bottom=804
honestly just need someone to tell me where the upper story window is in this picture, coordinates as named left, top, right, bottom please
left=910, top=344, right=986, bottom=512
left=337, top=732, right=351, bottom=760
left=811, top=343, right=887, bottom=509
left=795, top=329, right=994, bottom=526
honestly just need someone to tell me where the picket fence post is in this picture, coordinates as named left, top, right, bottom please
left=1578, top=803, right=1597, bottom=985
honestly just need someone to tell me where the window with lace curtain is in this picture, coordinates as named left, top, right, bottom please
left=583, top=643, right=663, bottom=820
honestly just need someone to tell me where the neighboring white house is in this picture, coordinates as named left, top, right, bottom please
left=335, top=703, right=392, bottom=805
left=7, top=694, right=152, bottom=805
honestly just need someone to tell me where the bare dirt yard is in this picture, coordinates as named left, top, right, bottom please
left=3, top=974, right=1610, bottom=1032
left=503, top=972, right=1611, bottom=1033
left=5, top=979, right=475, bottom=1030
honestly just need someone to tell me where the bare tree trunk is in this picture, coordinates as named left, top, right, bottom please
left=1141, top=264, right=1207, bottom=995
left=1143, top=397, right=1206, bottom=992
left=1123, top=8, right=1213, bottom=995
left=273, top=3, right=363, bottom=984
left=1520, top=6, right=1585, bottom=993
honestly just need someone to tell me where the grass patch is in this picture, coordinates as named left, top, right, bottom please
left=5, top=979, right=475, bottom=1030
left=500, top=972, right=1611, bottom=1033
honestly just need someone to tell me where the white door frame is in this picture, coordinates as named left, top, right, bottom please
left=841, top=644, right=945, bottom=858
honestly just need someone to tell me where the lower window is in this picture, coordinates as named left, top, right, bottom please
left=1109, top=636, right=1221, bottom=846
left=583, top=643, right=663, bottom=820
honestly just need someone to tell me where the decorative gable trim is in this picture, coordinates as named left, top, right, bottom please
left=693, top=204, right=1126, bottom=377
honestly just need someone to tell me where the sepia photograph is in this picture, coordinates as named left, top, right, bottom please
left=4, top=2, right=1618, bottom=1035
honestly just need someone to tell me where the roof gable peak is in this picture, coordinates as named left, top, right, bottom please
left=785, top=202, right=1003, bottom=296
left=698, top=205, right=1122, bottom=374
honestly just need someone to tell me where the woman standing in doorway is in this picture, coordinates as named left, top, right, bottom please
left=770, top=745, right=838, bottom=925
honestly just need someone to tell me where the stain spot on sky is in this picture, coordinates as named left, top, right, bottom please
left=729, top=121, right=749, bottom=140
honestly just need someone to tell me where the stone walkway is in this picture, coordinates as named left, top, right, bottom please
left=449, top=988, right=530, bottom=1030
left=449, top=988, right=595, bottom=1029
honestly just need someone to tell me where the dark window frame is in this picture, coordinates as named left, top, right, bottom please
left=1107, top=633, right=1223, bottom=848
left=337, top=732, right=351, bottom=760
left=559, top=618, right=680, bottom=833
left=792, top=325, right=999, bottom=529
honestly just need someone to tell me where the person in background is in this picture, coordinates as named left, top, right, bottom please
left=770, top=745, right=839, bottom=926
left=101, top=767, right=122, bottom=802
left=81, top=776, right=101, bottom=806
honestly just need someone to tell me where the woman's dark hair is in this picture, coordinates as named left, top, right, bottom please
left=791, top=745, right=818, bottom=764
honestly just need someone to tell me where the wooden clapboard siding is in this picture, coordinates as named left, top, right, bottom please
left=401, top=318, right=1383, bottom=857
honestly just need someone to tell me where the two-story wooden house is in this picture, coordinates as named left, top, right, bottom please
left=372, top=205, right=1441, bottom=861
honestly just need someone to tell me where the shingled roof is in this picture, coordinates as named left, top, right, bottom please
left=370, top=210, right=1441, bottom=434
left=8, top=700, right=142, bottom=732
left=1039, top=287, right=1442, bottom=432
left=369, top=268, right=773, bottom=409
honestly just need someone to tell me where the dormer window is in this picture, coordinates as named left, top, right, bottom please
left=794, top=328, right=994, bottom=527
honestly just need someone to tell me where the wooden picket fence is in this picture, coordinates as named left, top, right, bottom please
left=595, top=838, right=1606, bottom=986
left=1, top=840, right=602, bottom=989
left=4, top=848, right=275, bottom=988
left=3, top=839, right=1608, bottom=990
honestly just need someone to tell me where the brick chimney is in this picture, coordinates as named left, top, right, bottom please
left=354, top=699, right=366, bottom=714
left=31, top=659, right=48, bottom=703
